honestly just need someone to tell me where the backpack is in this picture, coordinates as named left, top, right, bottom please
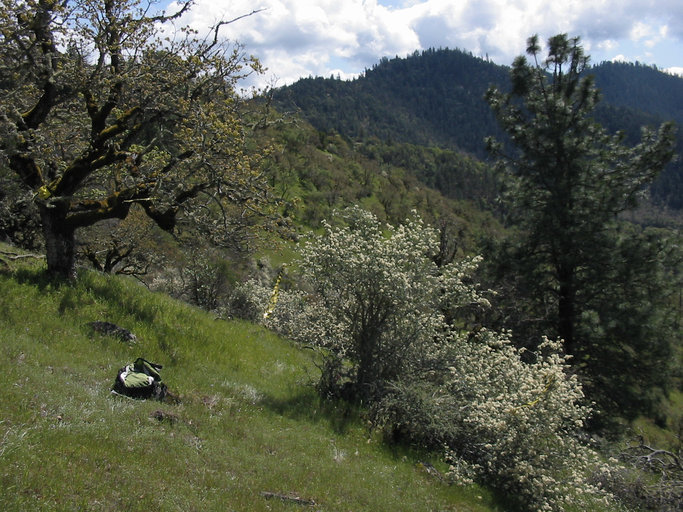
left=112, top=358, right=167, bottom=400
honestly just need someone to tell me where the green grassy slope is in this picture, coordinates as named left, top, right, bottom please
left=0, top=249, right=500, bottom=512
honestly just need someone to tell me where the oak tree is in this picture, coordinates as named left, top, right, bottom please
left=0, top=0, right=272, bottom=279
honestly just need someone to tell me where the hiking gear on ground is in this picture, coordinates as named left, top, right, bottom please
left=112, top=358, right=167, bottom=400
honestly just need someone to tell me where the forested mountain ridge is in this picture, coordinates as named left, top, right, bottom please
left=273, top=48, right=508, bottom=159
left=273, top=48, right=683, bottom=210
left=590, top=61, right=683, bottom=124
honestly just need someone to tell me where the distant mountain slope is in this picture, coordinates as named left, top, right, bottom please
left=591, top=61, right=683, bottom=126
left=273, top=48, right=683, bottom=210
left=274, top=48, right=508, bottom=159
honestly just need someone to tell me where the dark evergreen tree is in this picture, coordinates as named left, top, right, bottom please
left=485, top=34, right=678, bottom=430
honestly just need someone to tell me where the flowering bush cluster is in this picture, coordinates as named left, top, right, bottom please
left=282, top=207, right=488, bottom=398
left=237, top=207, right=614, bottom=510
left=378, top=331, right=611, bottom=511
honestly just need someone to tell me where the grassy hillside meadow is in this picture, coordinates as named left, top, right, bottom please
left=0, top=244, right=504, bottom=511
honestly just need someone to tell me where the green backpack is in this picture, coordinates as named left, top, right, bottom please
left=112, top=358, right=167, bottom=400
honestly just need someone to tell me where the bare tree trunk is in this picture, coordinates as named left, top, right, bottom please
left=356, top=327, right=382, bottom=401
left=40, top=206, right=77, bottom=280
left=558, top=268, right=576, bottom=356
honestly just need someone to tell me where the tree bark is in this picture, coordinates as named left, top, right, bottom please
left=40, top=205, right=77, bottom=280
left=557, top=268, right=576, bottom=355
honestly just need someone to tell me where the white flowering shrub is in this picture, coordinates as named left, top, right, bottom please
left=378, top=331, right=611, bottom=511
left=242, top=206, right=613, bottom=510
left=226, top=278, right=271, bottom=322
left=295, top=206, right=487, bottom=399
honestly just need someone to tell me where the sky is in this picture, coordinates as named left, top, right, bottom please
left=161, top=0, right=683, bottom=89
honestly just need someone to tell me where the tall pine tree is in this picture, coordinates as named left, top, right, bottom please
left=485, top=34, right=678, bottom=431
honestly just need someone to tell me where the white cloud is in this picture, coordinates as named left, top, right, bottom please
left=630, top=21, right=654, bottom=42
left=596, top=39, right=619, bottom=52
left=666, top=66, right=683, bottom=77
left=168, top=0, right=421, bottom=86
left=165, top=0, right=682, bottom=88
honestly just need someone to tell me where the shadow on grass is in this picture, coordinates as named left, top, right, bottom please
left=10, top=268, right=122, bottom=318
left=262, top=388, right=365, bottom=436
left=81, top=275, right=161, bottom=323
left=11, top=266, right=67, bottom=290
left=260, top=385, right=515, bottom=512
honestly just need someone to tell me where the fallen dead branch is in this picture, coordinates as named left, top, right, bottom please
left=0, top=251, right=45, bottom=267
left=260, top=491, right=317, bottom=506
left=0, top=251, right=45, bottom=260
